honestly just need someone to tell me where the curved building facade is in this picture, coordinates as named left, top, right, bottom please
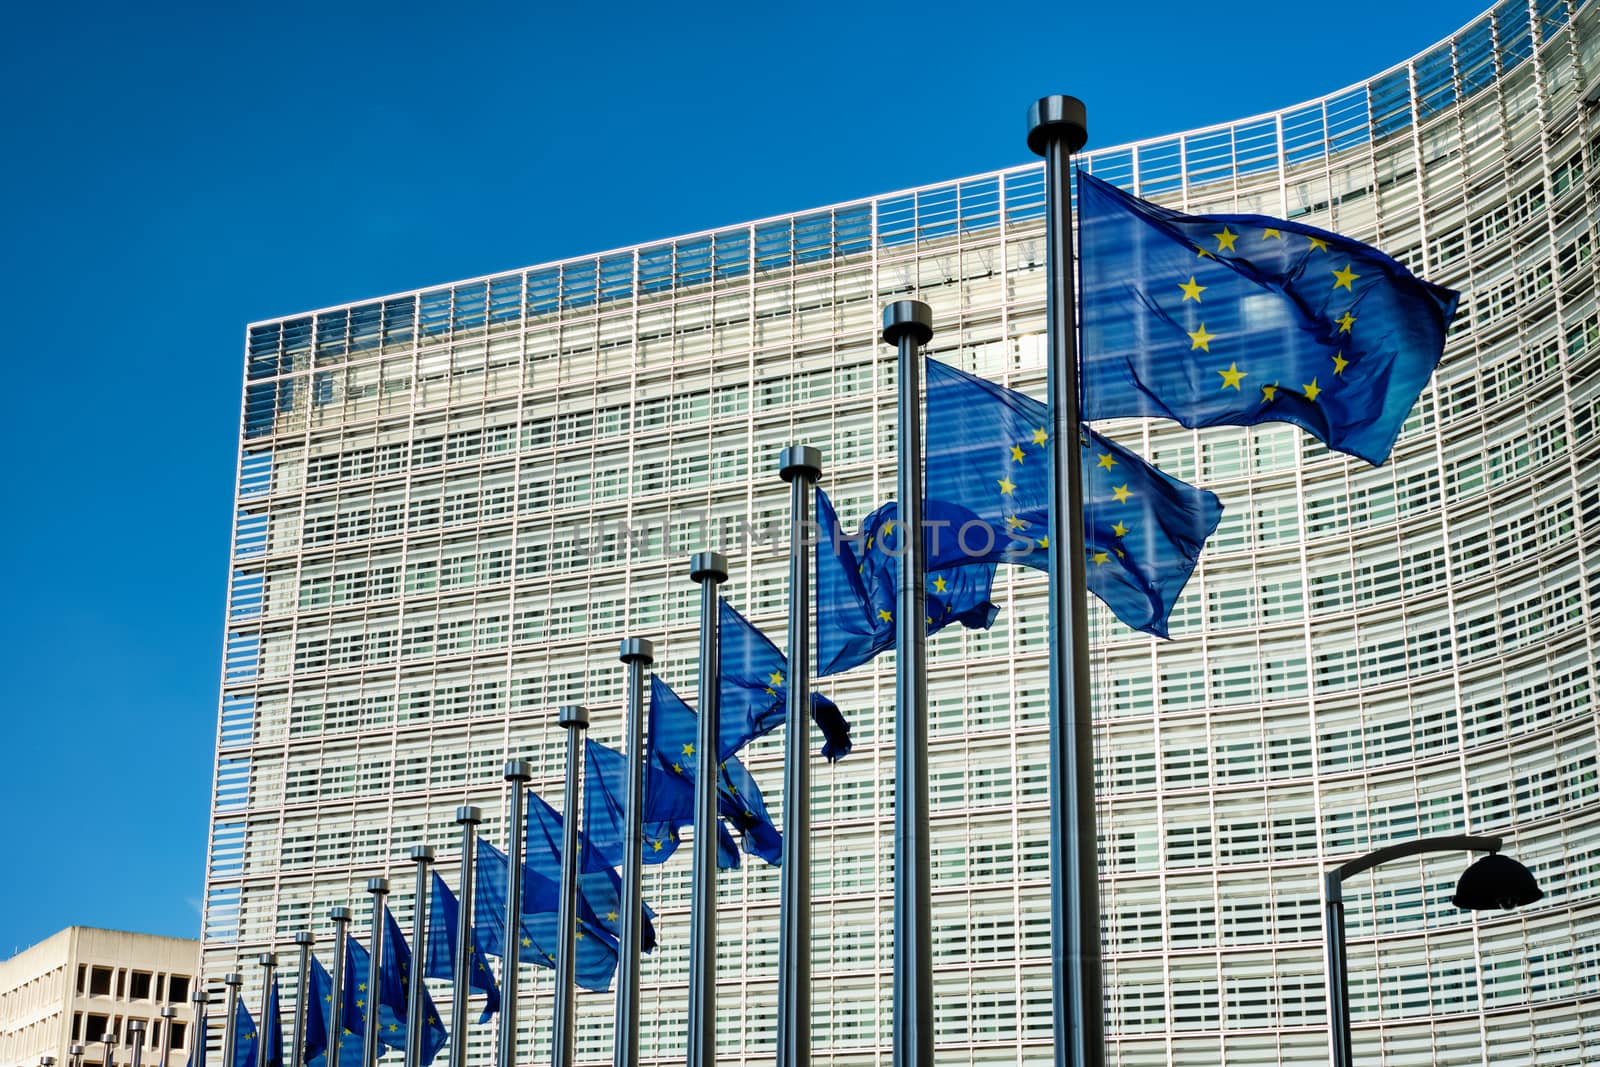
left=205, top=1, right=1600, bottom=1064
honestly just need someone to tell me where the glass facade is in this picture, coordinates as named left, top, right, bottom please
left=205, top=1, right=1600, bottom=1063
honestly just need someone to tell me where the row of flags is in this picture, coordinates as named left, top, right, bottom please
left=207, top=163, right=1457, bottom=1067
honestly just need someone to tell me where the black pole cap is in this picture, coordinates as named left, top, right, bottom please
left=881, top=300, right=933, bottom=348
left=619, top=637, right=655, bottom=664
left=1026, top=95, right=1088, bottom=157
left=689, top=551, right=729, bottom=585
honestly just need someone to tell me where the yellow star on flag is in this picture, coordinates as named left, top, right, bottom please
left=1178, top=275, right=1206, bottom=302
left=1332, top=263, right=1359, bottom=290
left=1336, top=311, right=1356, bottom=333
left=1262, top=382, right=1279, bottom=402
left=1218, top=362, right=1246, bottom=390
left=1091, top=550, right=1109, bottom=565
left=1188, top=323, right=1216, bottom=351
left=768, top=670, right=783, bottom=687
left=1097, top=452, right=1116, bottom=471
left=1112, top=520, right=1129, bottom=538
left=1112, top=484, right=1132, bottom=503
left=876, top=608, right=892, bottom=622
left=1308, top=235, right=1329, bottom=252
left=932, top=576, right=948, bottom=593
left=1332, top=351, right=1348, bottom=375
left=1262, top=228, right=1281, bottom=240
left=681, top=742, right=694, bottom=756
left=1037, top=536, right=1049, bottom=549
left=1006, top=515, right=1027, bottom=530
left=1010, top=444, right=1026, bottom=463
left=1303, top=378, right=1322, bottom=401
left=1031, top=427, right=1047, bottom=445
left=997, top=476, right=1016, bottom=495
left=1213, top=226, right=1238, bottom=252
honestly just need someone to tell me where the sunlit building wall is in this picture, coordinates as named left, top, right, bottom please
left=204, top=1, right=1600, bottom=1063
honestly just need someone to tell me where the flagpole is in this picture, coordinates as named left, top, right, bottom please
left=290, top=932, right=313, bottom=1067
left=882, top=300, right=934, bottom=1067
left=191, top=988, right=209, bottom=1067
left=501, top=760, right=533, bottom=1067
left=222, top=974, right=243, bottom=1067
left=687, top=550, right=728, bottom=1067
left=100, top=1024, right=117, bottom=1067
left=552, top=706, right=590, bottom=1067
left=776, top=444, right=821, bottom=1067
left=363, top=879, right=389, bottom=1067
left=129, top=1018, right=145, bottom=1067
left=1026, top=94, right=1104, bottom=1067
left=450, top=807, right=483, bottom=1067
left=157, top=1008, right=175, bottom=1067
left=256, top=955, right=276, bottom=1067
left=328, top=908, right=353, bottom=1067
left=615, top=637, right=655, bottom=1067
left=404, top=849, right=434, bottom=1067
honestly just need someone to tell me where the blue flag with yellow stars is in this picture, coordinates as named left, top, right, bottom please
left=584, top=736, right=749, bottom=869
left=303, top=954, right=363, bottom=1067
left=526, top=790, right=658, bottom=951
left=815, top=487, right=1001, bottom=677
left=423, top=871, right=500, bottom=1023
left=341, top=936, right=373, bottom=1053
left=922, top=358, right=1223, bottom=638
left=474, top=837, right=621, bottom=992
left=1077, top=170, right=1459, bottom=466
left=230, top=993, right=258, bottom=1067
left=636, top=678, right=784, bottom=867
left=378, top=906, right=448, bottom=1062
left=716, top=599, right=852, bottom=762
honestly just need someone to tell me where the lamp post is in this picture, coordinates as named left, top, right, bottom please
left=1323, top=833, right=1543, bottom=1067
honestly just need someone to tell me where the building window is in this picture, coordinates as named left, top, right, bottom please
left=168, top=1022, right=188, bottom=1050
left=166, top=975, right=190, bottom=1003
left=129, top=971, right=153, bottom=1000
left=85, top=1012, right=110, bottom=1041
left=89, top=968, right=112, bottom=996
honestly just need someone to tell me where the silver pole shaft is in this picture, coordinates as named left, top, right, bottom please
left=405, top=849, right=434, bottom=1067
left=256, top=956, right=276, bottom=1067
left=884, top=301, right=933, bottom=1067
left=687, top=551, right=729, bottom=1067
left=290, top=933, right=313, bottom=1067
left=614, top=638, right=656, bottom=1067
left=776, top=445, right=821, bottom=1067
left=450, top=807, right=482, bottom=1067
left=552, top=706, right=590, bottom=1067
left=192, top=991, right=210, bottom=1067
left=1324, top=872, right=1353, bottom=1067
left=1027, top=94, right=1104, bottom=1067
left=157, top=1009, right=175, bottom=1067
left=222, top=975, right=243, bottom=1067
left=102, top=1034, right=116, bottom=1067
left=129, top=1021, right=145, bottom=1067
left=501, top=761, right=533, bottom=1067
left=364, top=879, right=389, bottom=1067
left=328, top=909, right=352, bottom=1067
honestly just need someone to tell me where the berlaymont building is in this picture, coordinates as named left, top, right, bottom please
left=203, top=0, right=1600, bottom=1063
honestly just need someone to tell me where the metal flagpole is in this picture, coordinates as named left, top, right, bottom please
left=614, top=637, right=655, bottom=1067
left=1025, top=94, right=1104, bottom=1067
left=551, top=706, right=590, bottom=1067
left=882, top=301, right=934, bottom=1067
left=328, top=908, right=353, bottom=1067
left=449, top=807, right=483, bottom=1067
left=157, top=1010, right=175, bottom=1067
left=70, top=1042, right=85, bottom=1067
left=128, top=1019, right=146, bottom=1067
left=686, top=551, right=728, bottom=1067
left=191, top=988, right=210, bottom=1067
left=290, top=931, right=313, bottom=1067
left=501, top=760, right=533, bottom=1067
left=363, top=879, right=389, bottom=1067
left=776, top=444, right=821, bottom=1067
left=405, top=848, right=435, bottom=1067
left=100, top=1025, right=117, bottom=1067
left=256, top=955, right=276, bottom=1067
left=222, top=974, right=244, bottom=1067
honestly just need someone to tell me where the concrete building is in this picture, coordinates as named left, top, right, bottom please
left=204, top=0, right=1600, bottom=1063
left=0, top=928, right=198, bottom=1067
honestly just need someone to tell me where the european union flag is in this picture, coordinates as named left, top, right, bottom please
left=1077, top=170, right=1460, bottom=466
left=717, top=600, right=852, bottom=761
left=815, top=487, right=1001, bottom=677
left=379, top=907, right=448, bottom=1063
left=474, top=837, right=620, bottom=992
left=923, top=358, right=1223, bottom=638
left=526, top=789, right=657, bottom=950
left=303, top=954, right=362, bottom=1067
left=230, top=994, right=258, bottom=1067
left=637, top=678, right=784, bottom=867
left=341, top=937, right=373, bottom=1053
left=423, top=871, right=500, bottom=1023
left=585, top=736, right=752, bottom=870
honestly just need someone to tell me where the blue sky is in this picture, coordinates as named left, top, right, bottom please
left=0, top=0, right=1485, bottom=955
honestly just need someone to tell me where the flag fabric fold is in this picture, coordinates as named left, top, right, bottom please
left=424, top=871, right=501, bottom=1023
left=525, top=790, right=658, bottom=950
left=585, top=737, right=750, bottom=869
left=922, top=357, right=1223, bottom=638
left=303, top=954, right=362, bottom=1067
left=474, top=837, right=620, bottom=992
left=261, top=972, right=282, bottom=1067
left=1077, top=170, right=1459, bottom=466
left=717, top=599, right=851, bottom=761
left=379, top=907, right=449, bottom=1061
left=230, top=995, right=259, bottom=1067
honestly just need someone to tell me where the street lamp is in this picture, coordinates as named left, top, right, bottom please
left=1323, top=832, right=1543, bottom=1067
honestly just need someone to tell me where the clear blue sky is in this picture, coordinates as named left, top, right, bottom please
left=0, top=0, right=1484, bottom=955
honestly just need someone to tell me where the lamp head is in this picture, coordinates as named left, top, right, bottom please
left=1452, top=851, right=1544, bottom=910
